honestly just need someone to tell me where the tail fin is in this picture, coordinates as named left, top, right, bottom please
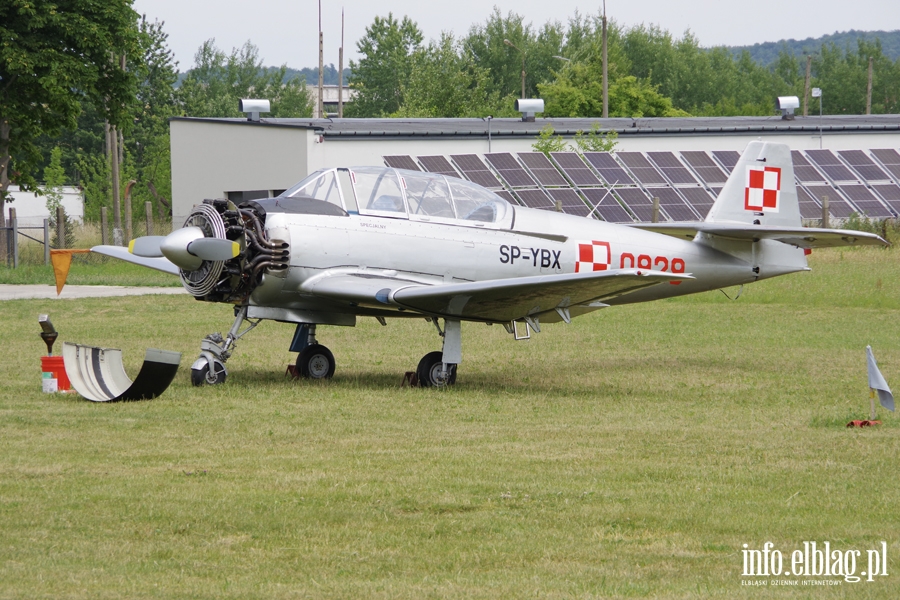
left=705, top=141, right=801, bottom=227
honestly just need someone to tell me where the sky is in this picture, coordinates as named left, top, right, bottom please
left=132, top=0, right=899, bottom=71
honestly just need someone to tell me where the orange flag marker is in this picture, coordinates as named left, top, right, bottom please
left=50, top=249, right=91, bottom=295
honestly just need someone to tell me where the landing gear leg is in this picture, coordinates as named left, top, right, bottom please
left=190, top=305, right=260, bottom=386
left=416, top=319, right=460, bottom=387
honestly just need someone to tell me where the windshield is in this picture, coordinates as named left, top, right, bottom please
left=283, top=169, right=344, bottom=208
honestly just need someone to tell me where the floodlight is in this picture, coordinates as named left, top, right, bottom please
left=514, top=98, right=544, bottom=122
left=776, top=96, right=800, bottom=120
left=239, top=99, right=271, bottom=122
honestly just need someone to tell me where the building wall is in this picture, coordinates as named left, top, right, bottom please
left=170, top=120, right=312, bottom=226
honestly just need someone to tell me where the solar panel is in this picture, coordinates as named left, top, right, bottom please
left=872, top=184, right=900, bottom=214
left=515, top=189, right=555, bottom=210
left=646, top=187, right=700, bottom=221
left=869, top=148, right=900, bottom=180
left=646, top=152, right=699, bottom=184
left=680, top=151, right=728, bottom=184
left=613, top=188, right=656, bottom=222
left=616, top=152, right=668, bottom=185
left=494, top=190, right=518, bottom=204
left=383, top=155, right=420, bottom=171
left=484, top=153, right=537, bottom=188
left=804, top=185, right=855, bottom=218
left=791, top=151, right=827, bottom=183
left=839, top=185, right=892, bottom=218
left=550, top=152, right=603, bottom=186
left=837, top=150, right=891, bottom=182
left=805, top=149, right=858, bottom=182
left=796, top=186, right=823, bottom=219
left=709, top=186, right=723, bottom=197
left=678, top=187, right=715, bottom=220
left=517, top=152, right=569, bottom=186
left=547, top=188, right=591, bottom=217
left=712, top=151, right=740, bottom=173
left=450, top=154, right=502, bottom=189
left=581, top=188, right=634, bottom=223
left=418, top=155, right=461, bottom=178
left=583, top=152, right=635, bottom=186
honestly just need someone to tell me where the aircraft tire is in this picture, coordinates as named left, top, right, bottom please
left=416, top=351, right=457, bottom=388
left=297, top=344, right=336, bottom=379
left=191, top=361, right=227, bottom=386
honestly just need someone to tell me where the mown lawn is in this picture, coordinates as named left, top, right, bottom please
left=1, top=247, right=898, bottom=598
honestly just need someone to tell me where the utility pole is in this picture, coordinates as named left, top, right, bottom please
left=338, top=8, right=344, bottom=118
left=602, top=0, right=608, bottom=118
left=318, top=0, right=324, bottom=118
left=866, top=56, right=873, bottom=115
left=803, top=55, right=812, bottom=117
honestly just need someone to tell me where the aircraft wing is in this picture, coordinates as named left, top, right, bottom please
left=92, top=245, right=181, bottom=275
left=303, top=269, right=692, bottom=322
left=629, top=223, right=889, bottom=248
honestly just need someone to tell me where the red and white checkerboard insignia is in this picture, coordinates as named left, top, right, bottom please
left=575, top=240, right=611, bottom=273
left=744, top=166, right=781, bottom=212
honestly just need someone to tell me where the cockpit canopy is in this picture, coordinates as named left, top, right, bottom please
left=280, top=167, right=512, bottom=227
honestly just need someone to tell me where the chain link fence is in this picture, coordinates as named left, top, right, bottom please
left=3, top=203, right=172, bottom=269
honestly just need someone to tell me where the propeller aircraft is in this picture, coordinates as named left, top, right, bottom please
left=94, top=141, right=888, bottom=387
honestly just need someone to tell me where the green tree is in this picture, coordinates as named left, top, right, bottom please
left=394, top=34, right=514, bottom=118
left=463, top=8, right=564, bottom=100
left=179, top=40, right=314, bottom=118
left=813, top=39, right=900, bottom=114
left=346, top=14, right=423, bottom=117
left=531, top=124, right=568, bottom=156
left=43, top=146, right=74, bottom=247
left=0, top=0, right=139, bottom=241
left=127, top=16, right=180, bottom=219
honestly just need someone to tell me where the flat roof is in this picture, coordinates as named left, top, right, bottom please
left=170, top=114, right=900, bottom=139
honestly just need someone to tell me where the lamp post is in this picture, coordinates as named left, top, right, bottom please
left=812, top=87, right=823, bottom=149
left=504, top=39, right=526, bottom=99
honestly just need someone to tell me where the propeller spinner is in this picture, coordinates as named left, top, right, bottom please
left=129, top=227, right=240, bottom=271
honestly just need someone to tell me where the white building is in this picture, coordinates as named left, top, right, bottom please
left=5, top=185, right=84, bottom=227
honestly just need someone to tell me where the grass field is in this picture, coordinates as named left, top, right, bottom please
left=1, top=247, right=899, bottom=598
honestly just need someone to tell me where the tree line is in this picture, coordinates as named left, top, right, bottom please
left=346, top=9, right=900, bottom=119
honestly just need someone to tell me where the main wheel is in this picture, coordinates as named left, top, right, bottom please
left=191, top=360, right=227, bottom=386
left=416, top=351, right=457, bottom=388
left=296, top=344, right=336, bottom=379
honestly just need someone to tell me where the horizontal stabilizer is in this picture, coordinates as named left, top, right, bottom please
left=629, top=223, right=888, bottom=249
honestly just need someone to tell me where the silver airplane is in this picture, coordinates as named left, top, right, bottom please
left=94, top=141, right=887, bottom=387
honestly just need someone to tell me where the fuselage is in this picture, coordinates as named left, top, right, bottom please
left=250, top=204, right=768, bottom=319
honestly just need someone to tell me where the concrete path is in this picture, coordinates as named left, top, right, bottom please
left=0, top=285, right=185, bottom=301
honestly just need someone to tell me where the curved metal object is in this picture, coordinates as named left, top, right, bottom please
left=62, top=342, right=181, bottom=402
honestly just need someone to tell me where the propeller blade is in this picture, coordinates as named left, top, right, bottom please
left=128, top=236, right=167, bottom=258
left=187, top=238, right=241, bottom=261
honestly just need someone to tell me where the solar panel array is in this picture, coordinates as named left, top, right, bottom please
left=805, top=149, right=858, bottom=182
left=381, top=147, right=900, bottom=223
